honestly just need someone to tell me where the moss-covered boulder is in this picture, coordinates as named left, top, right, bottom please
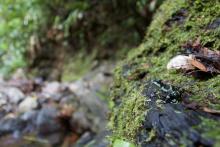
left=110, top=0, right=220, bottom=146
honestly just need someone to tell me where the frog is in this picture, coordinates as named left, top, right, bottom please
left=143, top=80, right=181, bottom=104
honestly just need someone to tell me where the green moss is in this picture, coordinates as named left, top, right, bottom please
left=110, top=80, right=146, bottom=143
left=197, top=118, right=220, bottom=146
left=130, top=0, right=220, bottom=101
left=110, top=0, right=220, bottom=145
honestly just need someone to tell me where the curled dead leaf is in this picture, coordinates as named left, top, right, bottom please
left=189, top=56, right=207, bottom=72
left=168, top=38, right=220, bottom=75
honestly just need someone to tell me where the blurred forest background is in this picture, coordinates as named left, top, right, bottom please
left=0, top=0, right=162, bottom=80
left=0, top=1, right=164, bottom=146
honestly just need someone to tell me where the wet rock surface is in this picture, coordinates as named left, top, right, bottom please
left=0, top=63, right=114, bottom=146
left=137, top=80, right=219, bottom=147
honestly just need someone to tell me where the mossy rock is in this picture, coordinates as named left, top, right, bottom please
left=110, top=0, right=220, bottom=146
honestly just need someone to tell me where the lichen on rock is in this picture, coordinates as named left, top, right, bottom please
left=110, top=0, right=220, bottom=146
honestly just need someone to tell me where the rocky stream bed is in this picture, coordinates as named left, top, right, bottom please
left=0, top=63, right=114, bottom=147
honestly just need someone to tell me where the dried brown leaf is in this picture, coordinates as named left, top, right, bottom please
left=202, top=107, right=220, bottom=115
left=190, top=58, right=207, bottom=72
left=182, top=38, right=220, bottom=74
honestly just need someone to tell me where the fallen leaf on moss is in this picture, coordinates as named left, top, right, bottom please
left=183, top=101, right=199, bottom=110
left=183, top=38, right=220, bottom=74
left=202, top=107, right=220, bottom=115
left=185, top=38, right=220, bottom=58
left=167, top=38, right=220, bottom=76
left=189, top=56, right=207, bottom=72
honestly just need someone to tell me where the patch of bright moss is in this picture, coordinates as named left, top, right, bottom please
left=110, top=79, right=146, bottom=143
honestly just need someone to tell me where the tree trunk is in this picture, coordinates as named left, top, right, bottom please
left=110, top=0, right=220, bottom=146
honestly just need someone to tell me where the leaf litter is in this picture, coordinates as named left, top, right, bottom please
left=167, top=38, right=220, bottom=114
left=167, top=38, right=220, bottom=76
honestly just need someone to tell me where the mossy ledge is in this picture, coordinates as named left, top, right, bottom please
left=110, top=0, right=220, bottom=146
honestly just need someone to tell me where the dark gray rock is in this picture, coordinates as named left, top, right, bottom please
left=71, top=111, right=91, bottom=134
left=36, top=106, right=65, bottom=146
left=136, top=80, right=215, bottom=147
left=74, top=132, right=94, bottom=147
left=20, top=110, right=39, bottom=133
left=2, top=87, right=25, bottom=104
left=36, top=106, right=62, bottom=135
left=0, top=117, right=26, bottom=136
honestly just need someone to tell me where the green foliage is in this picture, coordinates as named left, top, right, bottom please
left=0, top=0, right=46, bottom=74
left=0, top=0, right=162, bottom=77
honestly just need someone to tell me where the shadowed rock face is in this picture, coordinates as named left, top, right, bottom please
left=137, top=80, right=216, bottom=147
